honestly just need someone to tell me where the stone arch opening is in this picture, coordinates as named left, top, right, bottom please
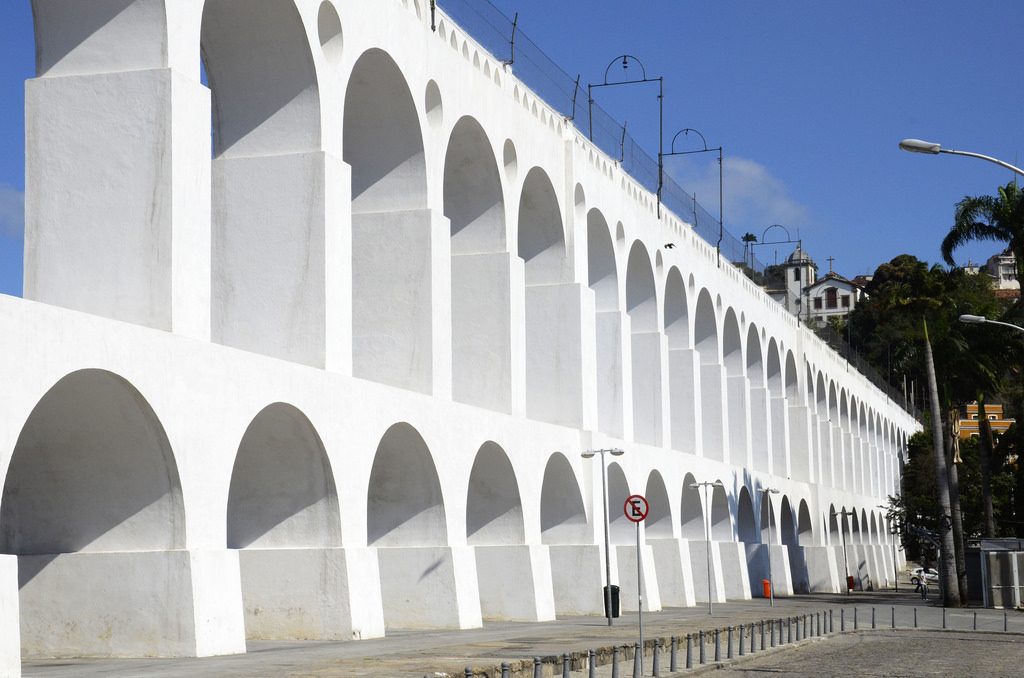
left=644, top=471, right=673, bottom=540
left=722, top=310, right=747, bottom=465
left=759, top=492, right=777, bottom=544
left=227, top=403, right=340, bottom=549
left=346, top=48, right=433, bottom=393
left=226, top=402, right=344, bottom=640
left=737, top=487, right=757, bottom=544
left=815, top=372, right=828, bottom=485
left=710, top=482, right=731, bottom=541
left=366, top=423, right=446, bottom=547
left=202, top=0, right=330, bottom=365
left=519, top=167, right=579, bottom=426
left=588, top=209, right=623, bottom=437
left=828, top=503, right=840, bottom=546
left=798, top=500, right=813, bottom=545
left=607, top=462, right=632, bottom=545
left=446, top=116, right=511, bottom=412
left=0, top=369, right=186, bottom=655
left=466, top=442, right=524, bottom=545
left=626, top=241, right=662, bottom=445
left=747, top=326, right=771, bottom=473
left=540, top=453, right=587, bottom=544
left=694, top=290, right=724, bottom=461
left=665, top=267, right=694, bottom=452
left=680, top=473, right=705, bottom=540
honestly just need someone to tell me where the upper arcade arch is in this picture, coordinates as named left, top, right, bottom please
left=588, top=208, right=623, bottom=437
left=446, top=115, right=512, bottom=412
left=626, top=241, right=662, bottom=445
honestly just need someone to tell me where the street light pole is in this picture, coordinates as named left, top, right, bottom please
left=959, top=314, right=1024, bottom=334
left=691, top=480, right=724, bottom=614
left=899, top=139, right=1024, bottom=177
left=583, top=448, right=625, bottom=626
left=761, top=487, right=780, bottom=607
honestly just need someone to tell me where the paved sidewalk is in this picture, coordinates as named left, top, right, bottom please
left=23, top=589, right=1024, bottom=677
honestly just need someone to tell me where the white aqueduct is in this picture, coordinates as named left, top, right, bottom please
left=0, top=0, right=918, bottom=672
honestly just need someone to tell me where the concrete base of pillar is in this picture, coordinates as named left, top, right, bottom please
left=17, top=549, right=246, bottom=658
left=549, top=544, right=604, bottom=616
left=649, top=539, right=696, bottom=607
left=376, top=546, right=482, bottom=630
left=688, top=541, right=726, bottom=603
left=746, top=544, right=794, bottom=598
left=238, top=547, right=384, bottom=641
left=475, top=545, right=555, bottom=621
left=804, top=545, right=841, bottom=593
left=614, top=543, right=662, bottom=612
left=0, top=555, right=20, bottom=676
left=718, top=542, right=752, bottom=600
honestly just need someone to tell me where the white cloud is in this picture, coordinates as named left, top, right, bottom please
left=668, top=155, right=809, bottom=229
left=0, top=184, right=24, bottom=239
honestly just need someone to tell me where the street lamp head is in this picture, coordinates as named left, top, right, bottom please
left=610, top=448, right=625, bottom=457
left=959, top=314, right=987, bottom=324
left=899, top=138, right=941, bottom=155
left=581, top=451, right=596, bottom=459
left=712, top=481, right=724, bottom=488
left=763, top=487, right=780, bottom=495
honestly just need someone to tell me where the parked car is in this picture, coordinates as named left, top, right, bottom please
left=909, top=567, right=938, bottom=585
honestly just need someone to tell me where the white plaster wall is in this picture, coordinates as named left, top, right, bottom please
left=1, top=0, right=923, bottom=660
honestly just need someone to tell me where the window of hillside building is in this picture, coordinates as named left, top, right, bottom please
left=794, top=268, right=801, bottom=281
left=842, top=294, right=850, bottom=308
left=826, top=288, right=838, bottom=309
left=813, top=297, right=822, bottom=310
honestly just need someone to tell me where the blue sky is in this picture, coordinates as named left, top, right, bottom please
left=1, top=1, right=1022, bottom=297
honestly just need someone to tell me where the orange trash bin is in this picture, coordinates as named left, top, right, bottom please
left=762, top=579, right=772, bottom=598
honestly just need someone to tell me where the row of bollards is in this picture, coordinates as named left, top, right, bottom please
left=445, top=606, right=1016, bottom=677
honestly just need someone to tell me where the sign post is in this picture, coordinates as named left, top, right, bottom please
left=625, top=494, right=649, bottom=674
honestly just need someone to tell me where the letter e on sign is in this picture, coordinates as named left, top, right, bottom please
left=624, top=494, right=649, bottom=523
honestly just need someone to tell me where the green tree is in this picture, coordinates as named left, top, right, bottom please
left=941, top=182, right=1024, bottom=291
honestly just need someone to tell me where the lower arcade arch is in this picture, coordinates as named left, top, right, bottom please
left=539, top=453, right=588, bottom=545
left=679, top=473, right=705, bottom=540
left=644, top=471, right=673, bottom=540
left=226, top=402, right=343, bottom=639
left=465, top=442, right=524, bottom=545
left=366, top=423, right=447, bottom=547
left=0, top=369, right=186, bottom=655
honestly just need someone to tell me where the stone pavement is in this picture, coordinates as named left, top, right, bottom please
left=23, top=588, right=1024, bottom=677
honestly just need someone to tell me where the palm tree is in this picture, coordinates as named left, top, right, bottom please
left=941, top=182, right=1024, bottom=290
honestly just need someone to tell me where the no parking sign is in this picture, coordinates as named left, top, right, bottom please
left=624, top=494, right=648, bottom=523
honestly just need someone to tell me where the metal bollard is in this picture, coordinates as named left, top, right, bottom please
left=728, top=626, right=734, bottom=658
left=787, top=616, right=792, bottom=643
left=892, top=606, right=895, bottom=629
left=854, top=607, right=858, bottom=630
left=653, top=639, right=661, bottom=677
left=502, top=663, right=510, bottom=678
left=1005, top=612, right=1008, bottom=632
left=534, top=657, right=542, bottom=678
left=818, top=611, right=823, bottom=636
left=564, top=653, right=571, bottom=678
left=751, top=623, right=757, bottom=652
left=914, top=608, right=918, bottom=628
left=670, top=635, right=678, bottom=672
left=771, top=618, right=776, bottom=647
left=686, top=633, right=693, bottom=669
left=830, top=609, right=834, bottom=633
left=797, top=616, right=802, bottom=642
left=633, top=643, right=641, bottom=678
left=943, top=608, right=947, bottom=630
left=974, top=612, right=978, bottom=631
left=466, top=668, right=473, bottom=678
left=714, top=628, right=721, bottom=662
left=872, top=607, right=876, bottom=629
left=699, top=630, right=706, bottom=665
left=841, top=608, right=845, bottom=632
left=612, top=648, right=619, bottom=678
left=739, top=625, right=745, bottom=656
left=588, top=651, right=595, bottom=678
